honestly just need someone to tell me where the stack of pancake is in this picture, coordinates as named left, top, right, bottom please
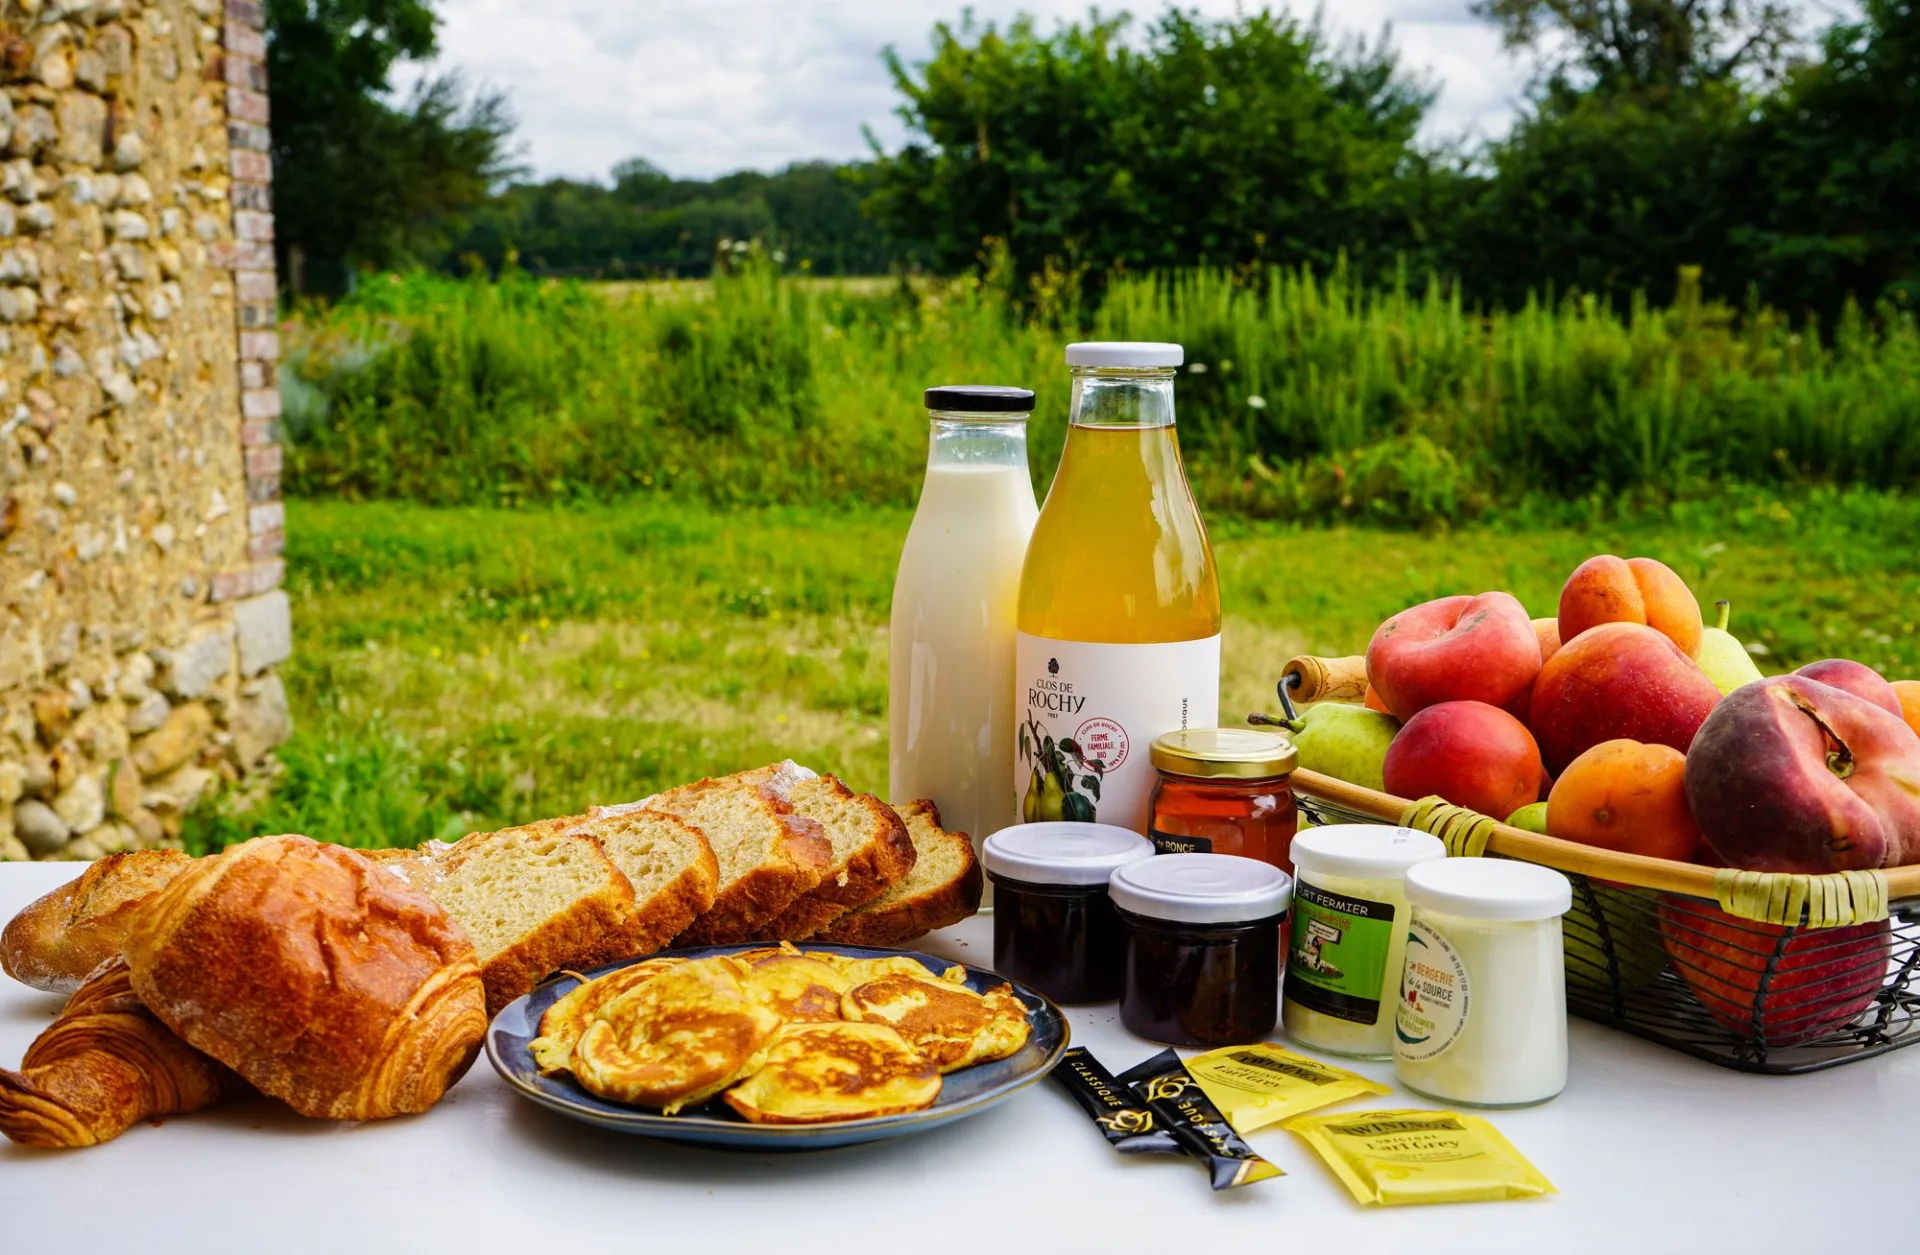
left=530, top=946, right=1031, bottom=1124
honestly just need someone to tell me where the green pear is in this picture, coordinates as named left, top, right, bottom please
left=1696, top=600, right=1765, bottom=695
left=1282, top=702, right=1399, bottom=792
left=1506, top=802, right=1549, bottom=833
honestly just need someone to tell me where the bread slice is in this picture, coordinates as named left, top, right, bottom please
left=750, top=775, right=916, bottom=941
left=569, top=809, right=718, bottom=963
left=395, top=824, right=635, bottom=1015
left=644, top=774, right=832, bottom=946
left=817, top=800, right=981, bottom=947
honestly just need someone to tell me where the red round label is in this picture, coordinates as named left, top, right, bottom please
left=1074, top=717, right=1129, bottom=772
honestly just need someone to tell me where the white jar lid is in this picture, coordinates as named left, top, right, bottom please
left=982, top=822, right=1154, bottom=887
left=1291, top=825, right=1446, bottom=882
left=1108, top=853, right=1292, bottom=925
left=1405, top=857, right=1573, bottom=922
left=1065, top=341, right=1184, bottom=368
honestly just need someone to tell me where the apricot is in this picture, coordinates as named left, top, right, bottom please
left=1896, top=680, right=1920, bottom=738
left=1558, top=555, right=1703, bottom=657
left=1546, top=740, right=1702, bottom=862
left=1532, top=617, right=1562, bottom=665
left=1528, top=622, right=1721, bottom=775
left=1382, top=700, right=1547, bottom=819
left=1364, top=684, right=1391, bottom=715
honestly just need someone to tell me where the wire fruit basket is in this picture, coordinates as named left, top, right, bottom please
left=1292, top=767, right=1920, bottom=1074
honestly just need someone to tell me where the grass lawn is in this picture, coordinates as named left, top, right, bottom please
left=184, top=494, right=1920, bottom=852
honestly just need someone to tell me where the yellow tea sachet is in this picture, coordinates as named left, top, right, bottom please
left=1284, top=1108, right=1556, bottom=1207
left=1185, top=1043, right=1389, bottom=1132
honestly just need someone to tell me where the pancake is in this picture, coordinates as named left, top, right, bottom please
left=840, top=974, right=1031, bottom=1072
left=821, top=954, right=967, bottom=987
left=570, top=957, right=783, bottom=1112
left=722, top=1022, right=941, bottom=1124
left=741, top=954, right=852, bottom=1023
left=530, top=957, right=686, bottom=1073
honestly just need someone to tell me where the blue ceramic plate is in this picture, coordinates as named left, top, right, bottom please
left=486, top=942, right=1070, bottom=1150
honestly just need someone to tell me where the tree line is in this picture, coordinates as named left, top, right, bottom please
left=268, top=0, right=1920, bottom=326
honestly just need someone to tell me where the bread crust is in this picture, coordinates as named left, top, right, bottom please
left=574, top=812, right=720, bottom=966
left=651, top=780, right=833, bottom=946
left=752, top=779, right=917, bottom=941
left=818, top=802, right=983, bottom=948
left=120, top=835, right=488, bottom=1120
left=2, top=850, right=194, bottom=994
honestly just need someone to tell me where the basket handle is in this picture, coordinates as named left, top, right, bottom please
left=1395, top=795, right=1892, bottom=925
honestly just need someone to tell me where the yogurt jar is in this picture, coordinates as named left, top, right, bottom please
left=1282, top=825, right=1446, bottom=1059
left=1393, top=858, right=1574, bottom=1108
left=982, top=822, right=1154, bottom=1004
left=1109, top=853, right=1293, bottom=1048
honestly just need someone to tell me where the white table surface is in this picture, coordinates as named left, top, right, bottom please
left=0, top=862, right=1910, bottom=1254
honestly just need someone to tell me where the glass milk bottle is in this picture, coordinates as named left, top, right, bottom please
left=889, top=386, right=1040, bottom=878
left=1016, top=343, right=1221, bottom=835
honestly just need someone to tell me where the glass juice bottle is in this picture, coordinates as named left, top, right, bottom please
left=1015, top=343, right=1221, bottom=834
left=889, top=386, right=1040, bottom=870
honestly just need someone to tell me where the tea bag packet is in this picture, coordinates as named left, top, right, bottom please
left=1049, top=1048, right=1183, bottom=1156
left=1118, top=1049, right=1283, bottom=1191
left=1284, top=1108, right=1556, bottom=1207
left=1185, top=1042, right=1390, bottom=1132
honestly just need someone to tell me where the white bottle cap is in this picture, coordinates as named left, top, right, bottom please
left=1291, top=825, right=1447, bottom=882
left=982, top=822, right=1154, bottom=887
left=1108, top=853, right=1292, bottom=924
left=1064, top=341, right=1184, bottom=368
left=1405, top=857, right=1573, bottom=922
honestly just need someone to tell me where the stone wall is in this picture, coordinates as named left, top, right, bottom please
left=0, top=0, right=288, bottom=861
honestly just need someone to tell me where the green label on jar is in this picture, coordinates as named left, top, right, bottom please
left=1148, top=828, right=1213, bottom=855
left=1285, top=881, right=1395, bottom=1026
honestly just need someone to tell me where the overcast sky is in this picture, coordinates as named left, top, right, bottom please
left=395, top=1, right=1847, bottom=184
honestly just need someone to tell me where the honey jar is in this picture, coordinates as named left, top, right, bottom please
left=1147, top=729, right=1299, bottom=873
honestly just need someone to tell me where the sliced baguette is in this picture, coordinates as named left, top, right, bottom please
left=569, top=809, right=718, bottom=963
left=817, top=800, right=981, bottom=947
left=750, top=775, right=916, bottom=941
left=644, top=776, right=832, bottom=945
left=393, top=823, right=634, bottom=1015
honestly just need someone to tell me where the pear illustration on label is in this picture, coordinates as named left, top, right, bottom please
left=1019, top=697, right=1106, bottom=824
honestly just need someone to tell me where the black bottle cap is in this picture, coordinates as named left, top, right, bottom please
left=923, top=385, right=1036, bottom=413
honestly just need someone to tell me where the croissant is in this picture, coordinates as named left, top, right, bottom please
left=0, top=959, right=226, bottom=1148
left=121, top=835, right=488, bottom=1120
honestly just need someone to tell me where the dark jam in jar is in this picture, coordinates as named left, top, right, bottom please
left=1148, top=729, right=1299, bottom=874
left=1109, top=853, right=1293, bottom=1048
left=981, top=823, right=1154, bottom=1005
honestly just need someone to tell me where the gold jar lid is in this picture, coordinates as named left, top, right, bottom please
left=1150, top=728, right=1298, bottom=780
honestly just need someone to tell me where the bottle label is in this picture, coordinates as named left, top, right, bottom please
left=1149, top=829, right=1213, bottom=855
left=1396, top=919, right=1470, bottom=1062
left=1014, top=634, right=1221, bottom=833
left=1285, top=882, right=1396, bottom=1026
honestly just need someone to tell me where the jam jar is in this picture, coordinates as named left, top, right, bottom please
left=1109, top=853, right=1293, bottom=1048
left=1147, top=729, right=1299, bottom=873
left=981, top=822, right=1154, bottom=1004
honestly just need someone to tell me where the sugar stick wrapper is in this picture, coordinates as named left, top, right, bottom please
left=1048, top=1047, right=1184, bottom=1156
left=1118, top=1049, right=1283, bottom=1191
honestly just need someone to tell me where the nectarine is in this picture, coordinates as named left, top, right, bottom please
left=1528, top=622, right=1722, bottom=775
left=1546, top=740, right=1702, bottom=862
left=1658, top=895, right=1890, bottom=1046
left=1559, top=555, right=1703, bottom=657
left=1366, top=592, right=1541, bottom=720
left=1382, top=700, right=1547, bottom=819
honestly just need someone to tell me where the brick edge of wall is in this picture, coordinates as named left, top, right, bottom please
left=211, top=0, right=282, bottom=606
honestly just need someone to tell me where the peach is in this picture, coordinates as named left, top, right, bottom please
left=1365, top=592, right=1540, bottom=720
left=1546, top=739, right=1702, bottom=862
left=1897, top=680, right=1920, bottom=737
left=1684, top=675, right=1920, bottom=873
left=1528, top=622, right=1722, bottom=775
left=1558, top=555, right=1703, bottom=657
left=1532, top=617, right=1562, bottom=665
left=1658, top=896, right=1890, bottom=1046
left=1382, top=700, right=1547, bottom=818
left=1794, top=658, right=1902, bottom=717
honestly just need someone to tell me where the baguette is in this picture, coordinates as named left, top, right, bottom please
left=1, top=850, right=194, bottom=994
left=817, top=801, right=981, bottom=947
